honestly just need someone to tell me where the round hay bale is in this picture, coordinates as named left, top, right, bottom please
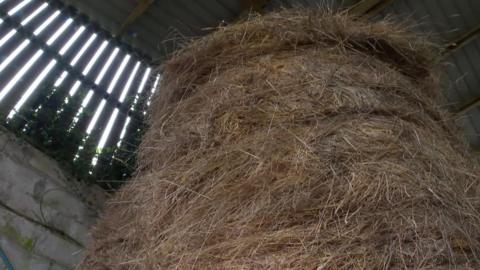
left=78, top=10, right=480, bottom=269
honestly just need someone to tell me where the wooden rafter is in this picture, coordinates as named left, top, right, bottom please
left=118, top=0, right=155, bottom=35
left=458, top=98, right=480, bottom=114
left=443, top=25, right=480, bottom=57
left=241, top=0, right=271, bottom=13
left=348, top=0, right=393, bottom=16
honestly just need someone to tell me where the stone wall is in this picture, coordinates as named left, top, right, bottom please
left=0, top=127, right=107, bottom=269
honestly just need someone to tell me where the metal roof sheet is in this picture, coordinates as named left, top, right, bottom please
left=60, top=0, right=244, bottom=60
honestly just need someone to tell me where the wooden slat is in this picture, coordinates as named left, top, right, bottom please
left=443, top=25, right=480, bottom=58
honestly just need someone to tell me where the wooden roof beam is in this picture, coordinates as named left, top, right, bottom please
left=118, top=0, right=155, bottom=35
left=348, top=0, right=394, bottom=17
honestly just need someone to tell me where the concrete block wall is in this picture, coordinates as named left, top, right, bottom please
left=0, top=127, right=107, bottom=269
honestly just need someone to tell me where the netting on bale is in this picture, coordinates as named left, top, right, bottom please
left=78, top=10, right=480, bottom=269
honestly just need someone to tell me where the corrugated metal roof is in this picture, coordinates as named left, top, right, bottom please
left=59, top=0, right=244, bottom=60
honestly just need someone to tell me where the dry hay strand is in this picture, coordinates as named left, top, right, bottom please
left=78, top=10, right=480, bottom=269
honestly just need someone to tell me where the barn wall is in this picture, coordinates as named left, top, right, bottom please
left=0, top=127, right=106, bottom=269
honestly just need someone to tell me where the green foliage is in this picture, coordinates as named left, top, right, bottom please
left=0, top=224, right=36, bottom=252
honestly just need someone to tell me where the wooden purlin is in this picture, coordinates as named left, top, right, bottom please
left=118, top=0, right=155, bottom=35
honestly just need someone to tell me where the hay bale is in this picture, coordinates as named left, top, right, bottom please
left=78, top=10, right=480, bottom=269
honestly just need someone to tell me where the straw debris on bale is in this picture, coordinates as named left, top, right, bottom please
left=78, top=10, right=480, bottom=270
